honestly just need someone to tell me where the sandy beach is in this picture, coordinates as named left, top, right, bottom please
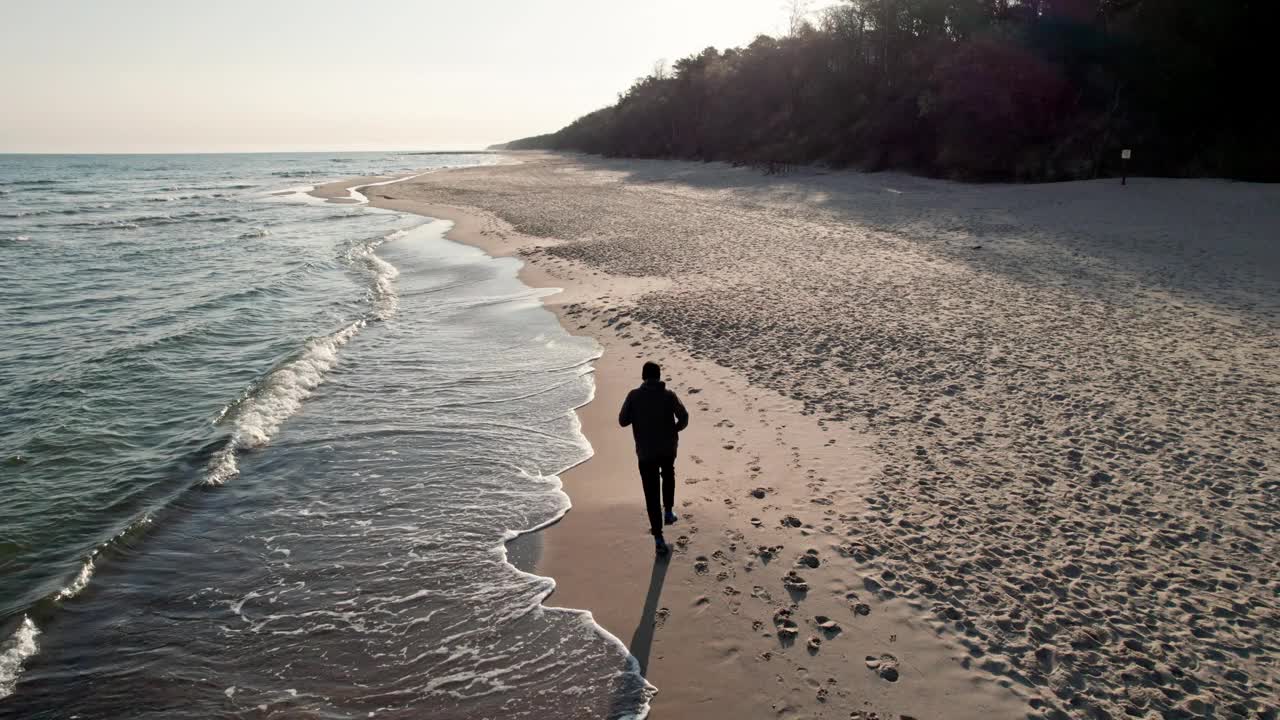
left=314, top=153, right=1279, bottom=719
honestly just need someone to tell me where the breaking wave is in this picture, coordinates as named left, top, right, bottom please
left=204, top=228, right=408, bottom=485
left=204, top=320, right=365, bottom=485
left=0, top=617, right=39, bottom=700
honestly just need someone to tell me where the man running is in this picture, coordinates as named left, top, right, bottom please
left=618, top=361, right=690, bottom=554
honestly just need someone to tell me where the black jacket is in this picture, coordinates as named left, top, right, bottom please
left=618, top=380, right=689, bottom=461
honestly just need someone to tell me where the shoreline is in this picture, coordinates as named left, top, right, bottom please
left=313, top=151, right=1278, bottom=719
left=311, top=167, right=1033, bottom=719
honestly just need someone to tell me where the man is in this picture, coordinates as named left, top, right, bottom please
left=619, top=361, right=690, bottom=554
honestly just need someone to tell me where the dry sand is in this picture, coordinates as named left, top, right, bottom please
left=316, top=154, right=1279, bottom=720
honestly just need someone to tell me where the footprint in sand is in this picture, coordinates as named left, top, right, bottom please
left=754, top=545, right=782, bottom=564
left=783, top=570, right=809, bottom=596
left=772, top=607, right=799, bottom=645
left=814, top=615, right=842, bottom=637
left=865, top=654, right=900, bottom=682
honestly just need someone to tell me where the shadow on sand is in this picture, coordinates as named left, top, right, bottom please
left=628, top=553, right=670, bottom=676
left=605, top=552, right=672, bottom=719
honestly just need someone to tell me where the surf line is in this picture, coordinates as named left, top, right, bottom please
left=488, top=359, right=655, bottom=718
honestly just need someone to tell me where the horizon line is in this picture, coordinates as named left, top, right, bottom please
left=0, top=148, right=505, bottom=157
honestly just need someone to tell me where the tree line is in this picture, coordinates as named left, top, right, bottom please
left=499, top=0, right=1271, bottom=182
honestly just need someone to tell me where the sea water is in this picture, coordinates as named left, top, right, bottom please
left=0, top=153, right=651, bottom=718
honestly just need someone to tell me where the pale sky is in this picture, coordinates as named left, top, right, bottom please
left=0, top=0, right=823, bottom=153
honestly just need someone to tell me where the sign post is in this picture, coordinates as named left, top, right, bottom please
left=1121, top=148, right=1131, bottom=185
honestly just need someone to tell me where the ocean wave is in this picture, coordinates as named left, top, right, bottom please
left=206, top=320, right=365, bottom=485
left=142, top=194, right=217, bottom=203
left=48, top=221, right=141, bottom=231
left=345, top=229, right=405, bottom=320
left=0, top=616, right=39, bottom=699
left=40, top=218, right=140, bottom=230
left=1, top=206, right=110, bottom=218
left=147, top=183, right=256, bottom=192
left=204, top=229, right=406, bottom=485
left=45, top=212, right=245, bottom=230
left=120, top=215, right=178, bottom=225
left=43, top=515, right=154, bottom=606
left=0, top=509, right=161, bottom=698
left=272, top=170, right=324, bottom=178
left=55, top=556, right=97, bottom=601
left=238, top=228, right=271, bottom=239
left=0, top=534, right=116, bottom=698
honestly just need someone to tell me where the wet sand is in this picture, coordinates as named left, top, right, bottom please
left=315, top=153, right=1279, bottom=719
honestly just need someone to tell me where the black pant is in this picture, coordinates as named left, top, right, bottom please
left=638, top=457, right=676, bottom=536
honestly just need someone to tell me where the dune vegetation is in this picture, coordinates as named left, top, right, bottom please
left=501, top=1, right=1270, bottom=182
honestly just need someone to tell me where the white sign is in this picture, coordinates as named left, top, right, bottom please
left=1121, top=149, right=1132, bottom=160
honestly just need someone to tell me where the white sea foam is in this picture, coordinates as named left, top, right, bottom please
left=345, top=229, right=405, bottom=321
left=485, top=370, right=654, bottom=718
left=206, top=320, right=365, bottom=485
left=56, top=555, right=97, bottom=601
left=50, top=515, right=152, bottom=603
left=0, top=616, right=40, bottom=699
left=204, top=227, right=411, bottom=485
